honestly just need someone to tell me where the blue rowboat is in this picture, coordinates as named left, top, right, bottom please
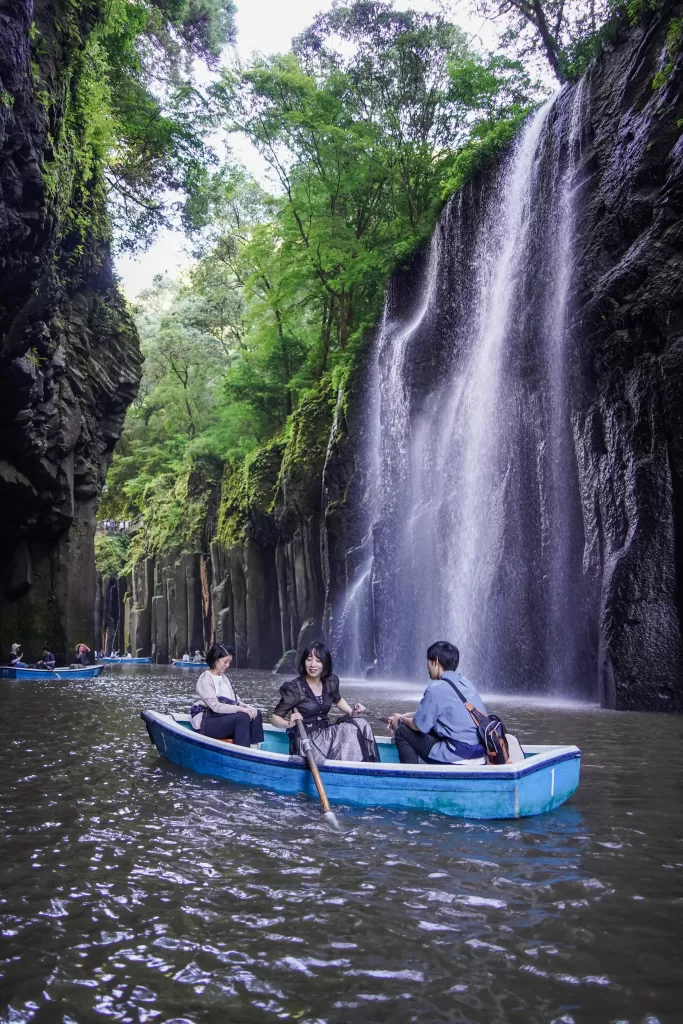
left=102, top=656, right=152, bottom=665
left=171, top=659, right=208, bottom=669
left=0, top=665, right=104, bottom=681
left=141, top=712, right=581, bottom=819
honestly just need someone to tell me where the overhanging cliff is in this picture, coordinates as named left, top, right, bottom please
left=0, top=0, right=142, bottom=661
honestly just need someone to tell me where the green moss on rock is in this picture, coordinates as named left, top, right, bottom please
left=277, top=377, right=337, bottom=520
left=217, top=439, right=285, bottom=548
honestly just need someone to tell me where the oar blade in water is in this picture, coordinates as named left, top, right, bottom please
left=296, top=719, right=342, bottom=829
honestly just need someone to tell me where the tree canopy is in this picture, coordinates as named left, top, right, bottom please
left=57, top=0, right=237, bottom=249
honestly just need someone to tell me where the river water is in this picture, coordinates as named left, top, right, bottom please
left=1, top=666, right=681, bottom=1024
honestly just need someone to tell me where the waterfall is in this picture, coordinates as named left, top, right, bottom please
left=334, top=83, right=596, bottom=695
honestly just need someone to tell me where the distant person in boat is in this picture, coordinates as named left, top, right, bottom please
left=74, top=644, right=90, bottom=667
left=123, top=651, right=132, bottom=659
left=182, top=652, right=190, bottom=663
left=388, top=640, right=486, bottom=764
left=271, top=641, right=379, bottom=763
left=35, top=648, right=56, bottom=670
left=192, top=650, right=204, bottom=663
left=190, top=643, right=264, bottom=746
left=9, top=643, right=26, bottom=668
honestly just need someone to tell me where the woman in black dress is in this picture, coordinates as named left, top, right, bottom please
left=271, top=641, right=379, bottom=762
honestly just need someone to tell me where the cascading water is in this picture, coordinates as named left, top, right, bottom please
left=335, top=82, right=598, bottom=696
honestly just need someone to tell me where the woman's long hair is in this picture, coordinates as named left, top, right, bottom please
left=206, top=643, right=235, bottom=670
left=299, top=641, right=333, bottom=683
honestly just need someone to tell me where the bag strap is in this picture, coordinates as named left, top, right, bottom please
left=443, top=677, right=485, bottom=728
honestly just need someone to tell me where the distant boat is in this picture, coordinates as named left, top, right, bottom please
left=171, top=659, right=208, bottom=669
left=141, top=712, right=581, bottom=819
left=102, top=657, right=152, bottom=665
left=0, top=665, right=104, bottom=681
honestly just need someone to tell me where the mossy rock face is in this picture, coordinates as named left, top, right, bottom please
left=217, top=439, right=284, bottom=549
left=277, top=378, right=337, bottom=532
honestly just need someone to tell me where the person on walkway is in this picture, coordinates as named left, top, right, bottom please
left=36, top=647, right=56, bottom=670
left=190, top=643, right=264, bottom=747
left=388, top=640, right=486, bottom=764
left=271, top=641, right=379, bottom=762
left=9, top=644, right=26, bottom=668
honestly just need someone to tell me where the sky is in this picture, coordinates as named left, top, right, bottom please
left=115, top=0, right=492, bottom=298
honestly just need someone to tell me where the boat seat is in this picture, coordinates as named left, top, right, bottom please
left=506, top=733, right=525, bottom=762
left=216, top=738, right=234, bottom=744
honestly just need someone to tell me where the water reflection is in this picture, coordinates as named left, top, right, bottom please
left=0, top=666, right=681, bottom=1023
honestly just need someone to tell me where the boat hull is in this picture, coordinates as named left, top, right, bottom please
left=103, top=657, right=152, bottom=665
left=141, top=712, right=580, bottom=820
left=0, top=665, right=104, bottom=681
left=171, top=660, right=208, bottom=669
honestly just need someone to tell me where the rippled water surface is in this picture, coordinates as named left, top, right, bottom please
left=1, top=667, right=682, bottom=1024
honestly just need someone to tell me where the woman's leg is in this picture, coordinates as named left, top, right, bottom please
left=249, top=711, right=264, bottom=744
left=201, top=710, right=252, bottom=744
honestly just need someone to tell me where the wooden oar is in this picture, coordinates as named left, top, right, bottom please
left=295, top=719, right=340, bottom=829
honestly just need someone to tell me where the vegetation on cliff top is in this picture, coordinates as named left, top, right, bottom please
left=99, top=0, right=673, bottom=561
left=34, top=0, right=237, bottom=253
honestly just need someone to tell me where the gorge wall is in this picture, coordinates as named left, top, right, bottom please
left=104, top=5, right=682, bottom=712
left=0, top=0, right=142, bottom=663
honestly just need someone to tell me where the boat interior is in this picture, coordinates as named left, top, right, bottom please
left=168, top=716, right=536, bottom=764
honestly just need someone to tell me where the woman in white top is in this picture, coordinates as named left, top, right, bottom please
left=190, top=643, right=264, bottom=746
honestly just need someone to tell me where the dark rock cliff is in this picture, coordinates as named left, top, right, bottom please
left=0, top=0, right=142, bottom=662
left=570, top=8, right=683, bottom=709
left=107, top=7, right=682, bottom=712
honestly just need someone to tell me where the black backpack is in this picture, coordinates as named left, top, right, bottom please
left=444, top=678, right=511, bottom=765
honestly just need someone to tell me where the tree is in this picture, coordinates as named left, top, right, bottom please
left=210, top=0, right=535, bottom=372
left=462, top=0, right=618, bottom=80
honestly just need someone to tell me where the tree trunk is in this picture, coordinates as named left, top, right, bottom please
left=530, top=0, right=565, bottom=81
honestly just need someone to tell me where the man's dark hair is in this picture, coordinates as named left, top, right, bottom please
left=299, top=641, right=333, bottom=682
left=426, top=641, right=460, bottom=672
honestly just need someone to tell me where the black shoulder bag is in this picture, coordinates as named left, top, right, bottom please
left=444, top=678, right=511, bottom=765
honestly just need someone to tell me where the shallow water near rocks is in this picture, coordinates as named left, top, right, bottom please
left=1, top=666, right=682, bottom=1024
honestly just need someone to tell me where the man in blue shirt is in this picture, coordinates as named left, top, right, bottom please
left=36, top=647, right=56, bottom=670
left=388, top=640, right=486, bottom=764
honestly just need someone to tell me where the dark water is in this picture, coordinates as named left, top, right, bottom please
left=1, top=667, right=682, bottom=1024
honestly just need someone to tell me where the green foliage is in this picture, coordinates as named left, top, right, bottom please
left=127, top=472, right=213, bottom=562
left=441, top=106, right=535, bottom=200
left=207, top=2, right=537, bottom=375
left=33, top=0, right=237, bottom=252
left=216, top=440, right=284, bottom=546
left=652, top=15, right=683, bottom=87
left=94, top=533, right=131, bottom=577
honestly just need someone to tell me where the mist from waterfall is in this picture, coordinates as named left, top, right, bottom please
left=334, top=83, right=597, bottom=696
